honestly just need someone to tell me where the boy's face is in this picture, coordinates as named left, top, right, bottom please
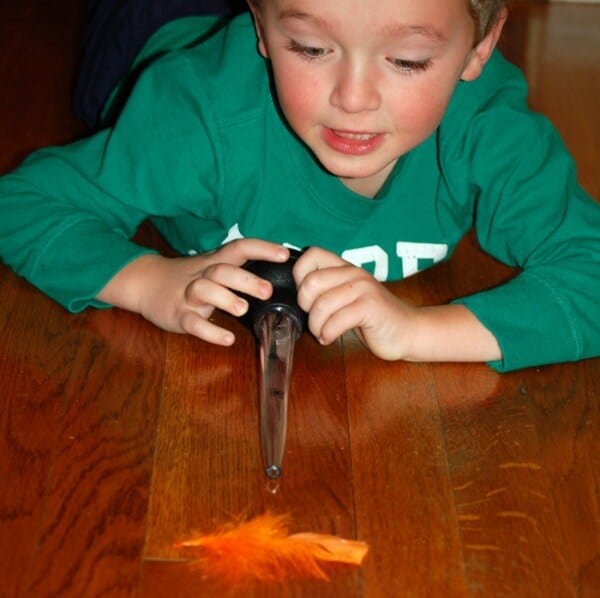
left=251, top=0, right=497, bottom=196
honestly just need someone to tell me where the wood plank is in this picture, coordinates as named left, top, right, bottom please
left=0, top=274, right=75, bottom=596
left=142, top=313, right=359, bottom=596
left=525, top=360, right=600, bottom=596
left=344, top=334, right=470, bottom=596
left=436, top=365, right=577, bottom=596
left=25, top=308, right=165, bottom=596
left=141, top=559, right=355, bottom=598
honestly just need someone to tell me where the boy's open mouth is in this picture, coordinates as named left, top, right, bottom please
left=321, top=127, right=385, bottom=155
left=332, top=130, right=378, bottom=141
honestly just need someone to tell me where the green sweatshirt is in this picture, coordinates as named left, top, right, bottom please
left=0, top=14, right=598, bottom=372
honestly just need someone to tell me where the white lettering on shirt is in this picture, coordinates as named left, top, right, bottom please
left=342, top=246, right=388, bottom=281
left=396, top=242, right=448, bottom=277
left=198, top=224, right=448, bottom=281
left=221, top=223, right=244, bottom=244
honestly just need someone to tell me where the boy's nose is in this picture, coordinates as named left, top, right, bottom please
left=330, top=62, right=381, bottom=114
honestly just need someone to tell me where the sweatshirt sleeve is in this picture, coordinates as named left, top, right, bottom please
left=450, top=90, right=600, bottom=371
left=0, top=53, right=221, bottom=312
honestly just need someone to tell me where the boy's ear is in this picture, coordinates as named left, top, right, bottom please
left=461, top=8, right=507, bottom=81
left=248, top=3, right=269, bottom=58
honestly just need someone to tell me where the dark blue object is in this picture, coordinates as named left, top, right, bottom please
left=73, top=0, right=247, bottom=129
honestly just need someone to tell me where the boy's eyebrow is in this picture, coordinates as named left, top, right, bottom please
left=279, top=9, right=447, bottom=42
left=279, top=9, right=332, bottom=32
left=381, top=23, right=448, bottom=42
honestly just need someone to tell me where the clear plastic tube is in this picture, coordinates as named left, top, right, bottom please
left=257, top=308, right=300, bottom=479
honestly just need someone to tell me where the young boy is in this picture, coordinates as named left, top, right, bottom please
left=0, top=0, right=598, bottom=372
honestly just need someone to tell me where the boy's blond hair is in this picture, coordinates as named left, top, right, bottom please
left=246, top=0, right=507, bottom=45
left=468, top=0, right=507, bottom=42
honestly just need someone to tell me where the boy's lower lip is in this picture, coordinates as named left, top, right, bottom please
left=321, top=128, right=385, bottom=155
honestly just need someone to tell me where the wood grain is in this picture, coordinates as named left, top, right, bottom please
left=24, top=308, right=165, bottom=597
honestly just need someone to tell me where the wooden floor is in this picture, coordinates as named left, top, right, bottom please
left=0, top=1, right=598, bottom=596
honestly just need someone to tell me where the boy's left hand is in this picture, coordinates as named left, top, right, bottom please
left=293, top=247, right=417, bottom=360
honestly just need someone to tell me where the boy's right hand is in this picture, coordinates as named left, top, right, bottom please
left=96, top=239, right=290, bottom=346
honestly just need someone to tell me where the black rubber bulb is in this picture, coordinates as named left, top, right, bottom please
left=239, top=248, right=308, bottom=339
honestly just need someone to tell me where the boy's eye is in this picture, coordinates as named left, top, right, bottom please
left=387, top=57, right=432, bottom=74
left=286, top=39, right=329, bottom=60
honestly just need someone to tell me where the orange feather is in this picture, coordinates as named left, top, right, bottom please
left=175, top=512, right=368, bottom=587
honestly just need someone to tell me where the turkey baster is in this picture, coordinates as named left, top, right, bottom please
left=241, top=249, right=307, bottom=479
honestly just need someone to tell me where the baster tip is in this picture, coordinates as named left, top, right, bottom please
left=265, top=464, right=281, bottom=479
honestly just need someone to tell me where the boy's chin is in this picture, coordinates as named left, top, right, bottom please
left=315, top=152, right=374, bottom=176
left=317, top=154, right=393, bottom=184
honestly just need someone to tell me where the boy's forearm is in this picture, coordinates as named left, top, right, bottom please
left=95, top=253, right=161, bottom=313
left=406, top=304, right=502, bottom=363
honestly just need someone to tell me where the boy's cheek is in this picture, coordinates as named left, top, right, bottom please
left=275, top=75, right=322, bottom=129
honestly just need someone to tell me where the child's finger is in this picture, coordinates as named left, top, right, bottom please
left=292, top=246, right=348, bottom=283
left=179, top=310, right=237, bottom=346
left=296, top=264, right=371, bottom=312
left=315, top=300, right=367, bottom=346
left=184, top=277, right=250, bottom=317
left=191, top=263, right=272, bottom=301
left=211, top=238, right=289, bottom=267
left=305, top=277, right=369, bottom=337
